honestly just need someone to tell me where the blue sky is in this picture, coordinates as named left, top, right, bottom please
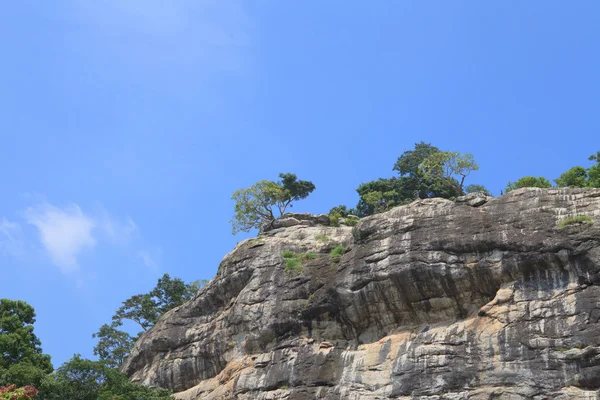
left=1, top=1, right=598, bottom=368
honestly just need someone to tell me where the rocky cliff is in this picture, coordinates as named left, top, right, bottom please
left=123, top=188, right=600, bottom=399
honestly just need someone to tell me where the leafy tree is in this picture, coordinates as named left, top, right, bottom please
left=328, top=205, right=358, bottom=218
left=554, top=166, right=588, bottom=188
left=465, top=184, right=491, bottom=196
left=419, top=151, right=479, bottom=194
left=231, top=173, right=315, bottom=233
left=0, top=300, right=52, bottom=389
left=355, top=143, right=466, bottom=217
left=92, top=324, right=136, bottom=369
left=392, top=142, right=461, bottom=199
left=93, top=274, right=204, bottom=368
left=505, top=176, right=552, bottom=193
left=588, top=151, right=600, bottom=188
left=112, top=274, right=202, bottom=332
left=355, top=178, right=409, bottom=217
left=328, top=205, right=358, bottom=226
left=41, top=355, right=173, bottom=400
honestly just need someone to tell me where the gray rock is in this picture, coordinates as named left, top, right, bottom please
left=264, top=213, right=331, bottom=231
left=124, top=188, right=600, bottom=399
left=455, top=191, right=490, bottom=207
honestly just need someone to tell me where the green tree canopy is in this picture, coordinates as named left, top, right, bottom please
left=230, top=173, right=315, bottom=233
left=505, top=176, right=552, bottom=193
left=40, top=355, right=173, bottom=400
left=355, top=178, right=409, bottom=216
left=0, top=300, right=52, bottom=389
left=587, top=151, right=600, bottom=188
left=465, top=184, right=491, bottom=196
left=93, top=274, right=204, bottom=369
left=355, top=143, right=474, bottom=217
left=91, top=324, right=136, bottom=370
left=392, top=142, right=461, bottom=199
left=554, top=166, right=588, bottom=188
left=419, top=151, right=479, bottom=194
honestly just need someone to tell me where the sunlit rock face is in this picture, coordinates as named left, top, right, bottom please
left=123, top=188, right=600, bottom=399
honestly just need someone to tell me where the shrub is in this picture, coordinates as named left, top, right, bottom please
left=0, top=385, right=38, bottom=400
left=314, top=234, right=331, bottom=243
left=329, top=212, right=341, bottom=227
left=344, top=217, right=359, bottom=227
left=505, top=176, right=552, bottom=193
left=329, top=245, right=345, bottom=259
left=284, top=257, right=302, bottom=273
left=557, top=215, right=593, bottom=228
left=281, top=250, right=296, bottom=259
left=302, top=253, right=318, bottom=260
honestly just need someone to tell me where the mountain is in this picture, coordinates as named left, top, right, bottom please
left=124, top=188, right=600, bottom=399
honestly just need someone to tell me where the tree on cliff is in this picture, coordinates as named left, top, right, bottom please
left=93, top=274, right=204, bottom=368
left=419, top=151, right=479, bottom=195
left=0, top=299, right=53, bottom=389
left=230, top=173, right=316, bottom=234
left=554, top=151, right=600, bottom=188
left=355, top=143, right=481, bottom=216
left=505, top=176, right=552, bottom=193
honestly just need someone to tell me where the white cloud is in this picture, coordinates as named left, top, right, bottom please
left=0, top=218, right=24, bottom=257
left=137, top=250, right=158, bottom=271
left=98, top=209, right=139, bottom=245
left=24, top=204, right=96, bottom=273
left=21, top=202, right=146, bottom=275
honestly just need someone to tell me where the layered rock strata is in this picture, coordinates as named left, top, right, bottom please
left=124, top=188, right=600, bottom=399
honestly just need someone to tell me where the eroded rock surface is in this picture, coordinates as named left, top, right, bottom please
left=124, top=188, right=600, bottom=399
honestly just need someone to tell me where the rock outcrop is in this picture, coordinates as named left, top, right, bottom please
left=124, top=188, right=600, bottom=399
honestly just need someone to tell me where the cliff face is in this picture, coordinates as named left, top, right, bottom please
left=123, top=188, right=600, bottom=399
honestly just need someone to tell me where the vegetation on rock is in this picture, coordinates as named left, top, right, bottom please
left=557, top=215, right=593, bottom=228
left=231, top=173, right=315, bottom=234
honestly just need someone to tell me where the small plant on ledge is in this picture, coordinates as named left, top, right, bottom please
left=557, top=215, right=593, bottom=228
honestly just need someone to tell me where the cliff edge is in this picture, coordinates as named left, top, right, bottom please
left=123, top=188, right=600, bottom=399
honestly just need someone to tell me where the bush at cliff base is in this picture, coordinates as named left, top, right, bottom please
left=0, top=384, right=38, bottom=400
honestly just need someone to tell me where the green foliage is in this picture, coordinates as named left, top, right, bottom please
left=281, top=250, right=304, bottom=273
left=343, top=217, right=359, bottom=227
left=555, top=166, right=588, bottom=188
left=357, top=143, right=462, bottom=217
left=557, top=215, right=593, bottom=228
left=328, top=205, right=360, bottom=227
left=92, top=324, right=136, bottom=369
left=329, top=245, right=345, bottom=259
left=356, top=178, right=412, bottom=216
left=314, top=234, right=331, bottom=243
left=588, top=152, right=600, bottom=187
left=328, top=205, right=358, bottom=226
left=284, top=258, right=303, bottom=273
left=92, top=274, right=203, bottom=369
left=230, top=173, right=315, bottom=234
left=112, top=273, right=201, bottom=332
left=281, top=250, right=296, bottom=259
left=419, top=151, right=479, bottom=194
left=553, top=152, right=600, bottom=189
left=301, top=253, right=318, bottom=260
left=0, top=300, right=53, bottom=389
left=41, top=355, right=173, bottom=400
left=465, top=184, right=491, bottom=196
left=329, top=213, right=341, bottom=227
left=505, top=176, right=552, bottom=193
left=0, top=384, right=38, bottom=400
